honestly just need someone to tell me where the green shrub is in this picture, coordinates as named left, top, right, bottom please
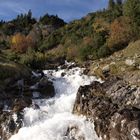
left=6, top=51, right=20, bottom=61
left=78, top=45, right=98, bottom=61
left=40, top=31, right=62, bottom=51
left=20, top=49, right=47, bottom=69
left=97, top=45, right=111, bottom=58
left=39, top=14, right=66, bottom=27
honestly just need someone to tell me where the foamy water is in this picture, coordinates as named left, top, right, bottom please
left=10, top=67, right=100, bottom=140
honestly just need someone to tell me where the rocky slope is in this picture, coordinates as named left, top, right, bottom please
left=72, top=40, right=140, bottom=140
left=88, top=40, right=140, bottom=83
left=73, top=75, right=140, bottom=140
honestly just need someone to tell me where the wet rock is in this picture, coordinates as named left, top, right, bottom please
left=61, top=72, right=66, bottom=77
left=38, top=77, right=49, bottom=87
left=108, top=108, right=140, bottom=140
left=0, top=97, right=32, bottom=139
left=125, top=59, right=135, bottom=66
left=31, top=103, right=40, bottom=110
left=102, top=65, right=110, bottom=78
left=73, top=76, right=140, bottom=140
left=65, top=125, right=85, bottom=140
left=12, top=98, right=32, bottom=113
left=45, top=57, right=65, bottom=70
left=0, top=111, right=23, bottom=140
left=30, top=76, right=55, bottom=98
left=38, top=77, right=55, bottom=98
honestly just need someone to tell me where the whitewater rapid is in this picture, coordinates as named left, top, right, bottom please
left=10, top=67, right=100, bottom=140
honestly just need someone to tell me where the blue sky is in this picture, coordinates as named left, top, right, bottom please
left=0, top=0, right=108, bottom=22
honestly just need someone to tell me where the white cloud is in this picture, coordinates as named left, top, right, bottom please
left=0, top=1, right=27, bottom=14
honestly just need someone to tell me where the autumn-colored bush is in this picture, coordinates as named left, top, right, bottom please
left=66, top=46, right=79, bottom=61
left=107, top=17, right=133, bottom=50
left=11, top=33, right=36, bottom=53
left=93, top=18, right=110, bottom=35
left=11, top=33, right=27, bottom=53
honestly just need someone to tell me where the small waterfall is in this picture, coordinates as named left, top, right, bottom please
left=10, top=67, right=100, bottom=140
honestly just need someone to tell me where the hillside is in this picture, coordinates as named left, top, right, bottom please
left=0, top=0, right=140, bottom=69
left=36, top=0, right=140, bottom=63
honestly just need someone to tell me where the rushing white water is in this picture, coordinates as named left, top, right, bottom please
left=10, top=67, right=100, bottom=140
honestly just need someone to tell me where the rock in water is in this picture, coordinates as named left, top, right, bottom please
left=38, top=77, right=55, bottom=98
left=0, top=112, right=23, bottom=140
left=65, top=125, right=85, bottom=140
left=73, top=76, right=140, bottom=140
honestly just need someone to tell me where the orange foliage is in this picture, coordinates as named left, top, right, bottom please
left=11, top=33, right=36, bottom=53
left=93, top=18, right=110, bottom=33
left=107, top=17, right=133, bottom=48
left=11, top=33, right=27, bottom=53
left=67, top=46, right=79, bottom=60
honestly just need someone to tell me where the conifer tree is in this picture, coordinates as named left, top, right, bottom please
left=108, top=0, right=115, bottom=10
left=116, top=0, right=122, bottom=5
left=123, top=0, right=140, bottom=26
left=27, top=9, right=32, bottom=20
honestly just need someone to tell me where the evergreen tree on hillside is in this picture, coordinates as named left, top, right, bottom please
left=108, top=0, right=115, bottom=10
left=116, top=0, right=122, bottom=5
left=107, top=0, right=123, bottom=21
left=123, top=0, right=140, bottom=26
left=0, top=20, right=5, bottom=27
left=27, top=9, right=32, bottom=20
left=39, top=13, right=66, bottom=27
left=5, top=10, right=36, bottom=35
